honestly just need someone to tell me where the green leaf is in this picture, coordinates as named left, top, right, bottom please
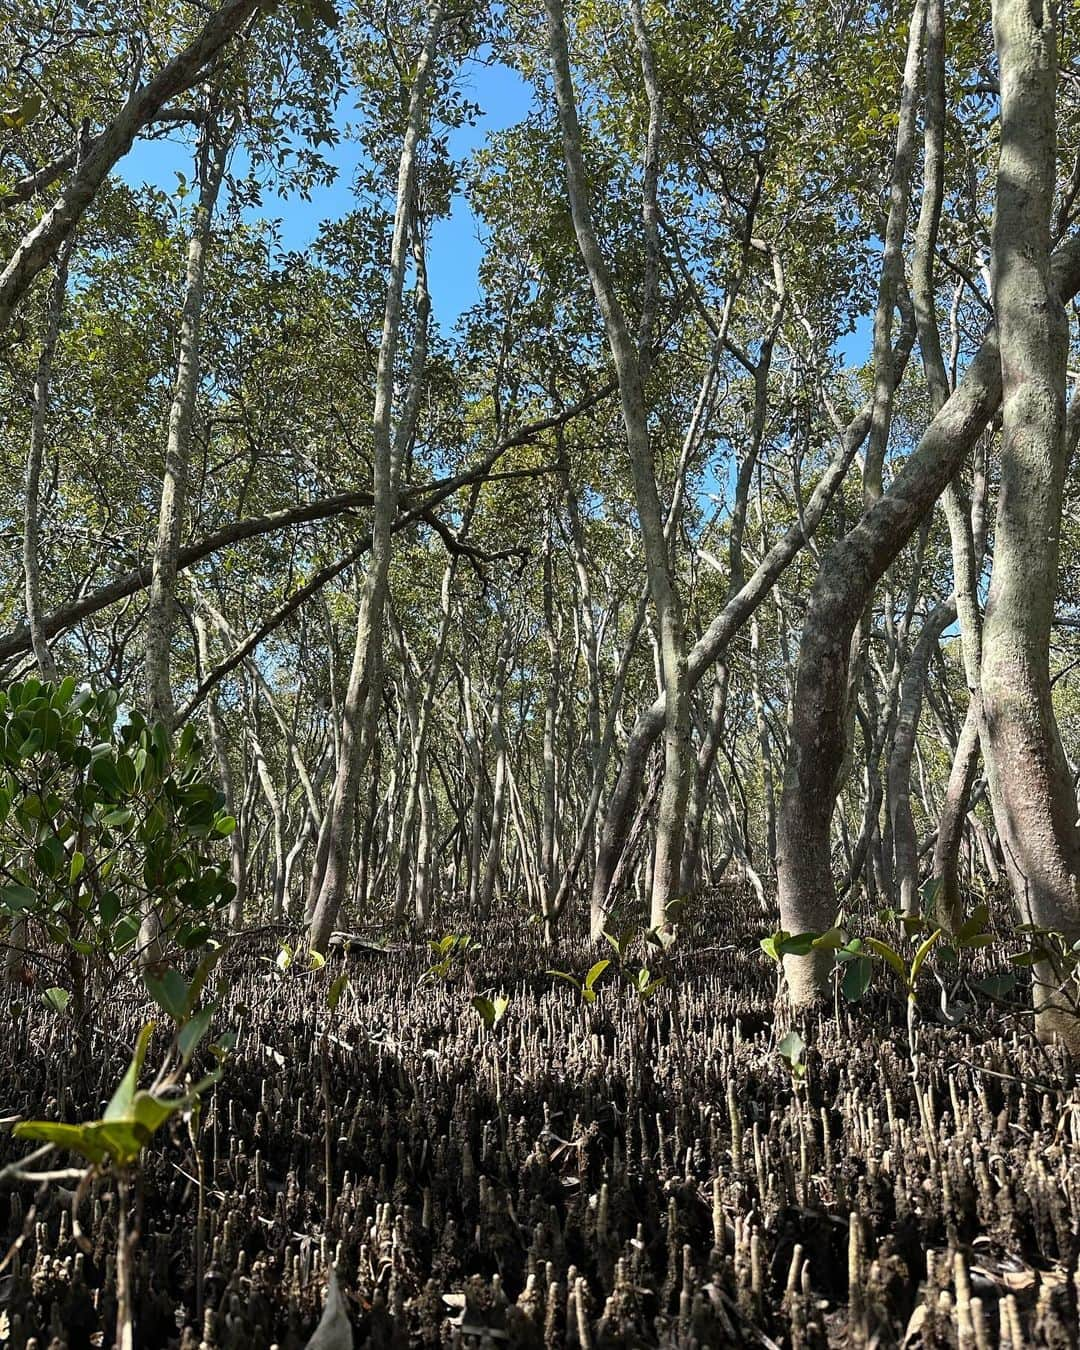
left=760, top=931, right=784, bottom=962
left=213, top=814, right=237, bottom=836
left=0, top=883, right=35, bottom=912
left=130, top=1090, right=181, bottom=1138
left=920, top=875, right=945, bottom=922
left=69, top=851, right=86, bottom=883
left=842, top=955, right=873, bottom=1002
left=812, top=927, right=846, bottom=950
left=584, top=959, right=610, bottom=991
left=956, top=903, right=989, bottom=940
left=308, top=949, right=326, bottom=970
left=909, top=928, right=943, bottom=989
left=777, top=931, right=819, bottom=957
left=547, top=970, right=582, bottom=993
left=184, top=949, right=223, bottom=1015
left=955, top=932, right=995, bottom=950
left=276, top=944, right=293, bottom=972
left=112, top=914, right=139, bottom=949
left=178, top=1005, right=214, bottom=1063
left=105, top=1022, right=156, bottom=1121
left=471, top=995, right=496, bottom=1028
left=13, top=1120, right=108, bottom=1165
left=42, top=987, right=71, bottom=1015
left=327, top=973, right=349, bottom=1010
left=777, top=1029, right=805, bottom=1065
left=144, top=967, right=188, bottom=1022
left=973, top=970, right=1018, bottom=1000
left=865, top=937, right=907, bottom=984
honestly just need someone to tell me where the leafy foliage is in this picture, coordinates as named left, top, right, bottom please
left=0, top=679, right=236, bottom=1009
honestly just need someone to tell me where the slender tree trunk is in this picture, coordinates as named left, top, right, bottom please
left=308, top=5, right=443, bottom=953
left=888, top=602, right=955, bottom=914
left=546, top=0, right=691, bottom=930
left=23, top=230, right=77, bottom=682
left=194, top=615, right=246, bottom=929
left=479, top=624, right=514, bottom=918
left=146, top=119, right=228, bottom=727
left=678, top=671, right=729, bottom=897
left=980, top=0, right=1080, bottom=1050
left=0, top=0, right=269, bottom=336
left=591, top=400, right=872, bottom=931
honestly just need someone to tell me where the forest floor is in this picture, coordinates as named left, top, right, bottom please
left=1, top=897, right=1078, bottom=1348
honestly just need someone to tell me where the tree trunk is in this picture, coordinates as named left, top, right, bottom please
left=980, top=0, right=1080, bottom=1050
left=146, top=120, right=228, bottom=728
left=308, top=5, right=443, bottom=953
left=23, top=231, right=77, bottom=682
left=0, top=0, right=269, bottom=336
left=888, top=602, right=955, bottom=915
left=546, top=0, right=691, bottom=931
left=775, top=232, right=1080, bottom=1004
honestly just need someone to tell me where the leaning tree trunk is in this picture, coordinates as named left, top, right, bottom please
left=775, top=0, right=1080, bottom=1017
left=980, top=0, right=1080, bottom=1050
left=775, top=243, right=1080, bottom=1005
left=0, top=0, right=270, bottom=337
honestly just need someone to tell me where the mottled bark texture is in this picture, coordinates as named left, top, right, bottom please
left=980, top=0, right=1080, bottom=1050
left=776, top=222, right=1080, bottom=1005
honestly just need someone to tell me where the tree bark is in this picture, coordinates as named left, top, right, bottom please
left=546, top=0, right=691, bottom=930
left=308, top=4, right=444, bottom=953
left=146, top=119, right=228, bottom=728
left=775, top=223, right=1080, bottom=1005
left=23, top=237, right=76, bottom=682
left=980, top=0, right=1080, bottom=1050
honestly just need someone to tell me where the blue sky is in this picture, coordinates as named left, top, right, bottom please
left=124, top=57, right=874, bottom=364
left=124, top=57, right=535, bottom=330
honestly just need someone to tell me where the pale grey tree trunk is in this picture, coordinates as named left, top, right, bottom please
left=194, top=614, right=246, bottom=929
left=888, top=602, right=955, bottom=915
left=146, top=121, right=228, bottom=728
left=250, top=730, right=285, bottom=921
left=546, top=0, right=691, bottom=931
left=981, top=0, right=1080, bottom=1050
left=308, top=4, right=443, bottom=953
left=23, top=236, right=76, bottom=682
left=140, top=120, right=227, bottom=964
left=0, top=0, right=269, bottom=336
left=591, top=399, right=873, bottom=933
left=479, top=623, right=514, bottom=918
left=776, top=2, right=1080, bottom=1008
left=750, top=618, right=777, bottom=869
left=911, top=0, right=990, bottom=927
left=678, top=671, right=730, bottom=897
